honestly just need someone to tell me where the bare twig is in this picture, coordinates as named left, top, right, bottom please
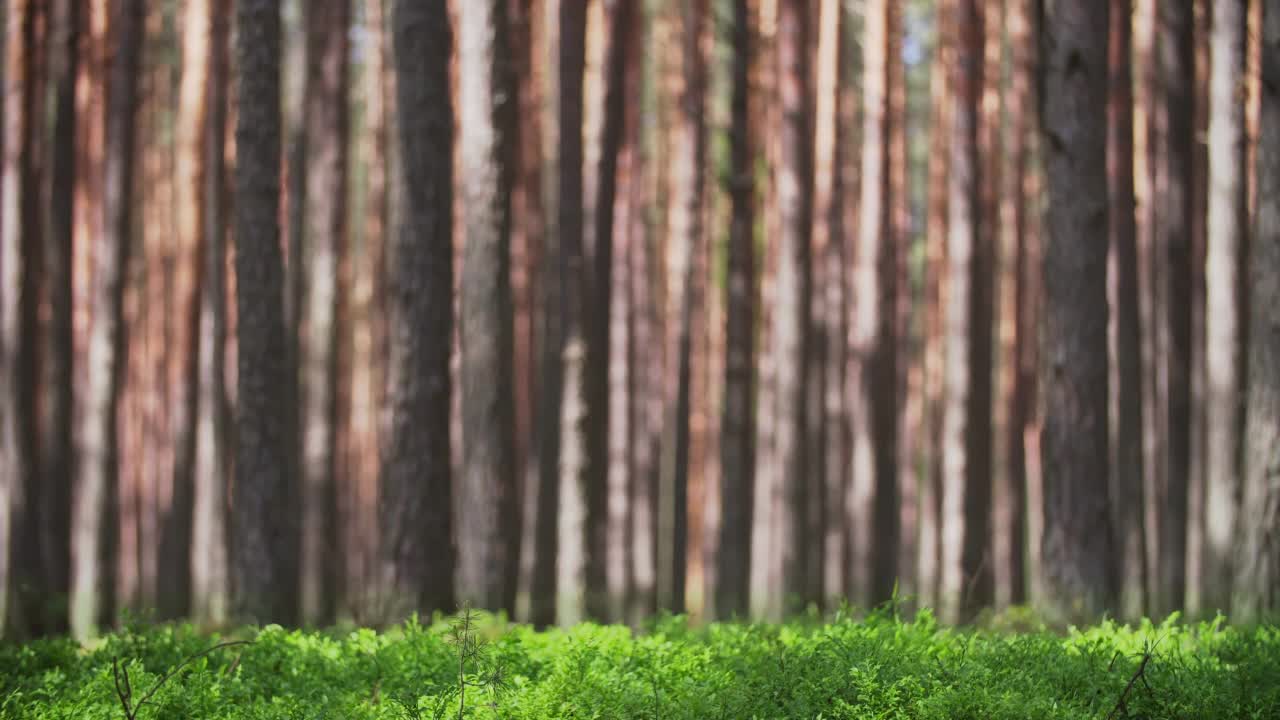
left=1106, top=650, right=1154, bottom=720
left=112, top=640, right=253, bottom=720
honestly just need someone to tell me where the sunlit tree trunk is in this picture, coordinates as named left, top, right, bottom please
left=457, top=0, right=518, bottom=613
left=1233, top=0, right=1280, bottom=620
left=1156, top=0, right=1195, bottom=616
left=939, top=0, right=990, bottom=624
left=1107, top=0, right=1148, bottom=622
left=918, top=0, right=952, bottom=612
left=752, top=0, right=811, bottom=621
left=1201, top=0, right=1248, bottom=616
left=69, top=0, right=142, bottom=641
left=191, top=0, right=231, bottom=628
left=234, top=0, right=299, bottom=625
left=1040, top=0, right=1117, bottom=623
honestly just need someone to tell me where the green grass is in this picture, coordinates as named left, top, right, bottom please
left=2, top=607, right=1278, bottom=719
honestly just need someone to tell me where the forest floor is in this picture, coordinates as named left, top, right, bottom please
left=2, top=606, right=1277, bottom=719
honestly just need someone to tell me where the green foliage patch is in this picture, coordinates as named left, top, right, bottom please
left=2, top=608, right=1277, bottom=719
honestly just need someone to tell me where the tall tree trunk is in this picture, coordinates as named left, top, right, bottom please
left=1040, top=0, right=1117, bottom=623
left=1, top=0, right=39, bottom=637
left=849, top=0, right=891, bottom=607
left=715, top=0, right=754, bottom=621
left=939, top=0, right=991, bottom=624
left=554, top=0, right=589, bottom=627
left=36, top=0, right=77, bottom=635
left=586, top=0, right=633, bottom=621
left=296, top=0, right=349, bottom=626
left=918, top=0, right=952, bottom=612
left=234, top=0, right=299, bottom=626
left=529, top=0, right=561, bottom=629
left=1108, top=0, right=1148, bottom=622
left=603, top=0, right=640, bottom=622
left=70, top=0, right=142, bottom=641
left=457, top=0, right=518, bottom=613
left=380, top=0, right=455, bottom=620
left=191, top=0, right=231, bottom=628
left=752, top=0, right=811, bottom=621
left=1201, top=0, right=1248, bottom=616
left=656, top=0, right=705, bottom=616
left=161, top=0, right=218, bottom=620
left=1157, top=0, right=1195, bottom=616
left=1233, top=0, right=1280, bottom=621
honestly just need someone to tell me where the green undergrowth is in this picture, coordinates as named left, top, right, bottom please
left=2, top=606, right=1278, bottom=719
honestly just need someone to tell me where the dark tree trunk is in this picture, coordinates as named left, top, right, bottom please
left=70, top=0, right=141, bottom=640
left=1201, top=0, right=1248, bottom=616
left=1108, top=0, right=1148, bottom=622
left=1039, top=0, right=1117, bottom=623
left=1233, top=0, right=1280, bottom=620
left=192, top=0, right=231, bottom=627
left=1154, top=0, right=1196, bottom=618
left=752, top=0, right=812, bottom=621
left=457, top=0, right=518, bottom=613
left=554, top=0, right=588, bottom=626
left=380, top=0, right=455, bottom=620
left=715, top=0, right=754, bottom=621
left=233, top=0, right=299, bottom=626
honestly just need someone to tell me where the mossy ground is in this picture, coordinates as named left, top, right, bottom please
left=2, top=606, right=1277, bottom=719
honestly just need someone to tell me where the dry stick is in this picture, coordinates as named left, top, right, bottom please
left=112, top=640, right=253, bottom=720
left=1106, top=650, right=1154, bottom=720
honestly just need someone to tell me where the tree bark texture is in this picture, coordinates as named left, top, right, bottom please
left=234, top=0, right=298, bottom=626
left=457, top=0, right=519, bottom=614
left=381, top=0, right=455, bottom=619
left=1039, top=0, right=1117, bottom=623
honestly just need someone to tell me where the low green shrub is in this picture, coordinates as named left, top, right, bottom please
left=2, top=608, right=1277, bottom=719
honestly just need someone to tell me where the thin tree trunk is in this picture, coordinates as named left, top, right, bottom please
left=295, top=0, right=349, bottom=626
left=1108, top=0, right=1148, bottom=622
left=554, top=0, right=590, bottom=627
left=1040, top=0, right=1117, bottom=623
left=191, top=0, right=231, bottom=628
left=918, top=0, right=952, bottom=612
left=36, top=0, right=77, bottom=635
left=457, top=0, right=518, bottom=613
left=234, top=0, right=299, bottom=626
left=1233, top=0, right=1280, bottom=621
left=656, top=0, right=706, bottom=616
left=1201, top=0, right=1248, bottom=616
left=1157, top=0, right=1195, bottom=616
left=716, top=0, right=754, bottom=621
left=752, top=0, right=811, bottom=621
left=939, top=0, right=990, bottom=624
left=69, top=0, right=142, bottom=641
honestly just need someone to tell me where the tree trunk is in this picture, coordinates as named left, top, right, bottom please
left=752, top=0, right=811, bottom=621
left=1039, top=0, right=1117, bottom=623
left=715, top=0, right=754, bottom=621
left=1, top=0, right=40, bottom=638
left=656, top=0, right=705, bottom=616
left=1157, top=0, right=1195, bottom=616
left=939, top=0, right=991, bottom=624
left=68, top=0, right=141, bottom=641
left=918, top=0, right=951, bottom=612
left=554, top=0, right=589, bottom=627
left=457, top=0, right=518, bottom=613
left=1201, top=0, right=1248, bottom=616
left=1108, top=0, right=1148, bottom=622
left=234, top=0, right=299, bottom=626
left=294, top=0, right=349, bottom=626
left=1233, top=0, right=1280, bottom=621
left=191, top=0, right=231, bottom=628
left=35, top=0, right=77, bottom=636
